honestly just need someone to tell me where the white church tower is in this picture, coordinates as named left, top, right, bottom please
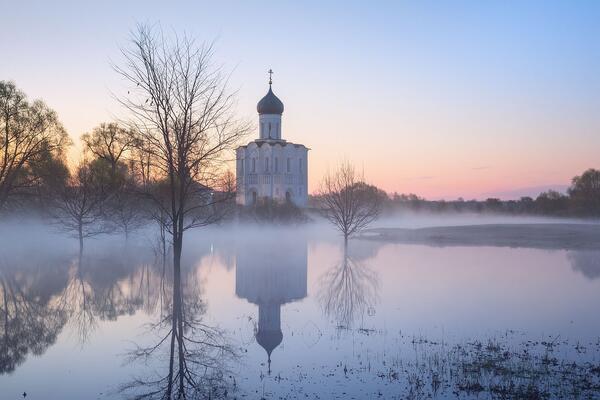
left=236, top=70, right=309, bottom=207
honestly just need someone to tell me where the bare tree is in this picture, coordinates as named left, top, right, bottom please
left=131, top=138, right=155, bottom=189
left=81, top=122, right=134, bottom=176
left=52, top=161, right=113, bottom=251
left=0, top=81, right=70, bottom=210
left=113, top=26, right=246, bottom=398
left=318, top=162, right=383, bottom=242
left=114, top=24, right=249, bottom=276
left=106, top=174, right=149, bottom=240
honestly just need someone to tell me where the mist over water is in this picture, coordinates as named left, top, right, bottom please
left=371, top=209, right=597, bottom=229
left=1, top=214, right=600, bottom=399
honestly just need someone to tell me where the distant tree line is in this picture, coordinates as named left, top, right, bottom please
left=309, top=168, right=600, bottom=219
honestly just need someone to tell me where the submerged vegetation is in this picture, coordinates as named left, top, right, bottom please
left=400, top=334, right=600, bottom=399
left=250, top=328, right=600, bottom=399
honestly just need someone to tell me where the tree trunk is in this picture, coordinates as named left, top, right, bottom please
left=78, top=222, right=84, bottom=252
left=0, top=191, right=8, bottom=212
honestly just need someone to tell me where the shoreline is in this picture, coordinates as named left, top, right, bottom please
left=361, top=223, right=600, bottom=250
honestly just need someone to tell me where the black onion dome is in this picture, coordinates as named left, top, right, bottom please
left=257, top=86, right=284, bottom=115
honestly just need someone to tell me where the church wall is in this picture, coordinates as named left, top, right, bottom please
left=236, top=142, right=308, bottom=207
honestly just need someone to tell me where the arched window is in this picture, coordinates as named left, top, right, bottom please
left=268, top=122, right=272, bottom=138
left=265, top=158, right=269, bottom=172
left=275, top=157, right=279, bottom=173
left=252, top=158, right=256, bottom=173
left=286, top=158, right=291, bottom=173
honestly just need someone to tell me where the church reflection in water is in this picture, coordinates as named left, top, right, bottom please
left=235, top=234, right=307, bottom=373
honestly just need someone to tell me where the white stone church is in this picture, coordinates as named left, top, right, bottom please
left=236, top=72, right=309, bottom=207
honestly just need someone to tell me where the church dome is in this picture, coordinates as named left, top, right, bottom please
left=256, top=329, right=283, bottom=360
left=257, top=86, right=284, bottom=115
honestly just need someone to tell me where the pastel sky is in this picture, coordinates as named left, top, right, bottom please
left=2, top=1, right=599, bottom=199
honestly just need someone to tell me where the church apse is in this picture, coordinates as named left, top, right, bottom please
left=235, top=233, right=307, bottom=373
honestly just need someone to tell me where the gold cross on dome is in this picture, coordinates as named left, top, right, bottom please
left=268, top=69, right=273, bottom=85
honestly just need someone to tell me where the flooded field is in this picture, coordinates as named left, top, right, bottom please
left=1, top=220, right=600, bottom=399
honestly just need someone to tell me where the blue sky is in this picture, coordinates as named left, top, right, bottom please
left=1, top=1, right=599, bottom=198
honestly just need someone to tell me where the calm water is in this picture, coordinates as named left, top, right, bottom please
left=1, top=221, right=600, bottom=399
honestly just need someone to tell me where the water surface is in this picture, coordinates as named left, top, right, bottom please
left=1, top=222, right=599, bottom=398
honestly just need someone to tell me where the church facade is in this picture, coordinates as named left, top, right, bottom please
left=236, top=73, right=309, bottom=207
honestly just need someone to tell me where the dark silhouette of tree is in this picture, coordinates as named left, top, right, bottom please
left=535, top=190, right=569, bottom=215
left=568, top=169, right=600, bottom=216
left=81, top=122, right=135, bottom=176
left=519, top=196, right=535, bottom=213
left=106, top=178, right=149, bottom=240
left=130, top=138, right=155, bottom=189
left=80, top=123, right=148, bottom=240
left=484, top=198, right=502, bottom=212
left=318, top=162, right=383, bottom=242
left=51, top=161, right=113, bottom=250
left=27, top=140, right=70, bottom=208
left=0, top=81, right=70, bottom=210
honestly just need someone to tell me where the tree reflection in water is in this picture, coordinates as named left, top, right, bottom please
left=0, top=236, right=235, bottom=399
left=0, top=255, right=69, bottom=374
left=58, top=248, right=162, bottom=344
left=318, top=244, right=379, bottom=330
left=568, top=250, right=600, bottom=280
left=59, top=253, right=97, bottom=343
left=119, top=254, right=236, bottom=400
